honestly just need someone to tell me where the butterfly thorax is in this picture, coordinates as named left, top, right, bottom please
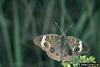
left=60, top=34, right=67, bottom=46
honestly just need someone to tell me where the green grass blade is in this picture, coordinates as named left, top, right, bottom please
left=22, top=0, right=37, bottom=39
left=0, top=63, right=2, bottom=67
left=0, top=7, right=13, bottom=67
left=42, top=0, right=56, bottom=33
left=58, top=0, right=74, bottom=24
left=12, top=0, right=22, bottom=67
left=60, top=0, right=65, bottom=30
left=0, top=16, right=13, bottom=67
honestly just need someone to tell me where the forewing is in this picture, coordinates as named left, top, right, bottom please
left=33, top=34, right=60, bottom=51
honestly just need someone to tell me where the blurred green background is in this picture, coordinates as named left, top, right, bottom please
left=0, top=0, right=100, bottom=67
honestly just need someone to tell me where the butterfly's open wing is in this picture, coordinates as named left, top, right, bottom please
left=66, top=36, right=90, bottom=55
left=33, top=34, right=60, bottom=51
left=33, top=34, right=63, bottom=61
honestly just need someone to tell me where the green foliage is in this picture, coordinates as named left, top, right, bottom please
left=79, top=56, right=96, bottom=63
left=62, top=55, right=96, bottom=67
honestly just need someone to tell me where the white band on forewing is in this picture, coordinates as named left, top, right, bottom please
left=78, top=41, right=83, bottom=52
left=41, top=36, right=46, bottom=47
left=41, top=36, right=50, bottom=47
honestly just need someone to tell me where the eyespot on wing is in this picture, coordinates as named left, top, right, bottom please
left=66, top=36, right=90, bottom=54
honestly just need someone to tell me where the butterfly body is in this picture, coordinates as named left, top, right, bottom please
left=33, top=34, right=90, bottom=61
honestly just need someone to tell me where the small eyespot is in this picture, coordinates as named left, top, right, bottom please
left=66, top=43, right=68, bottom=46
left=50, top=47, right=55, bottom=53
left=43, top=42, right=49, bottom=48
left=68, top=50, right=73, bottom=56
left=73, top=46, right=80, bottom=52
left=55, top=53, right=59, bottom=56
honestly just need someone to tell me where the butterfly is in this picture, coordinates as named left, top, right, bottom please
left=33, top=34, right=90, bottom=62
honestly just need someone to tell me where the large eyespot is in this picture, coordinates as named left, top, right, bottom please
left=43, top=42, right=50, bottom=48
left=50, top=47, right=55, bottom=53
left=73, top=46, right=80, bottom=52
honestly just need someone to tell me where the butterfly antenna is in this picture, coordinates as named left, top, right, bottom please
left=61, top=23, right=73, bottom=37
left=64, top=23, right=73, bottom=34
left=55, top=22, right=73, bottom=37
left=55, top=22, right=64, bottom=33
